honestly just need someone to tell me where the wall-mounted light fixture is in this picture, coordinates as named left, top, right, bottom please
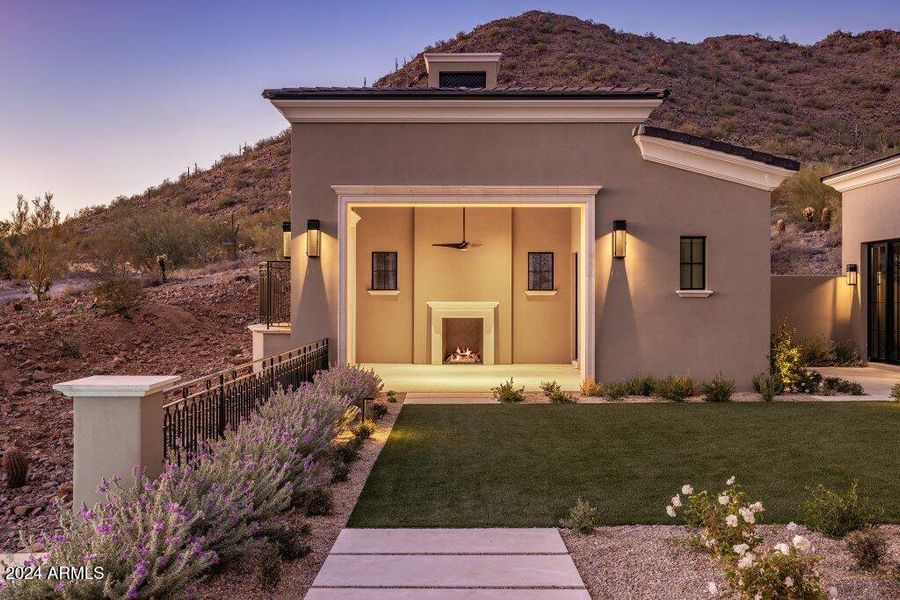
left=612, top=220, right=627, bottom=259
left=282, top=221, right=291, bottom=259
left=306, top=219, right=321, bottom=258
left=846, top=263, right=857, bottom=286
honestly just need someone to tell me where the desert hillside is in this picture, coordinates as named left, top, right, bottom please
left=62, top=11, right=900, bottom=269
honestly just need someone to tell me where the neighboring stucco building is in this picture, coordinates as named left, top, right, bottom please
left=823, top=153, right=900, bottom=365
left=262, top=53, right=799, bottom=388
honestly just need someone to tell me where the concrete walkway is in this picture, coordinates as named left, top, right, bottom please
left=363, top=363, right=581, bottom=393
left=814, top=363, right=900, bottom=400
left=305, top=528, right=589, bottom=599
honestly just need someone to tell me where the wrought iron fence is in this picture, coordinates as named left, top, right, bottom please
left=258, top=259, right=290, bottom=327
left=162, top=338, right=329, bottom=464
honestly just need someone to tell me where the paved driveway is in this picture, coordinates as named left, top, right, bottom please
left=815, top=363, right=900, bottom=400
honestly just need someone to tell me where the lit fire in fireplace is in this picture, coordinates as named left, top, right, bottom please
left=445, top=347, right=481, bottom=364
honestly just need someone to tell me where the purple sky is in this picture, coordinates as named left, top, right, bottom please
left=2, top=0, right=897, bottom=216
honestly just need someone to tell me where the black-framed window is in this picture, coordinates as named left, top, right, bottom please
left=528, top=252, right=554, bottom=291
left=371, top=251, right=398, bottom=291
left=680, top=237, right=706, bottom=290
left=439, top=71, right=487, bottom=88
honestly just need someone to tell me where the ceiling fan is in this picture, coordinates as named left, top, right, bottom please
left=432, top=207, right=482, bottom=251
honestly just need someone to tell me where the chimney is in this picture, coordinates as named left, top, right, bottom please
left=424, top=53, right=502, bottom=89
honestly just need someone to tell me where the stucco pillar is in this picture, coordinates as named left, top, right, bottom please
left=53, top=375, right=179, bottom=509
left=248, top=324, right=293, bottom=369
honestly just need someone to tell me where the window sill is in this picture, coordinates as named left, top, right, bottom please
left=525, top=290, right=558, bottom=296
left=367, top=290, right=400, bottom=296
left=675, top=289, right=714, bottom=298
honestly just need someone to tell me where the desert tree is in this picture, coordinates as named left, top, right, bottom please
left=8, top=193, right=67, bottom=300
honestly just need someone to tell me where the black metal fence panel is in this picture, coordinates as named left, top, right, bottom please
left=258, top=260, right=290, bottom=327
left=162, top=338, right=329, bottom=464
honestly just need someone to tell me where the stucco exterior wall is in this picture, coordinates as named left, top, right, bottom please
left=771, top=276, right=856, bottom=343
left=290, top=122, right=772, bottom=387
left=511, top=207, right=574, bottom=363
left=354, top=207, right=415, bottom=363
left=839, top=177, right=900, bottom=355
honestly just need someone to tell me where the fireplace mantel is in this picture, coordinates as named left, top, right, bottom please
left=426, top=301, right=498, bottom=365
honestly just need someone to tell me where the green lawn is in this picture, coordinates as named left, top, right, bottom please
left=349, top=403, right=900, bottom=527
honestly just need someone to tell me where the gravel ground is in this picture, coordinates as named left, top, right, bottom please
left=199, top=395, right=405, bottom=599
left=563, top=524, right=900, bottom=599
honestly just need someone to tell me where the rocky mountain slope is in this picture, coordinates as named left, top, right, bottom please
left=59, top=11, right=899, bottom=268
left=0, top=264, right=256, bottom=549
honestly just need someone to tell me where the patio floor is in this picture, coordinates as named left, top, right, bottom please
left=362, top=363, right=581, bottom=392
left=815, top=363, right=900, bottom=400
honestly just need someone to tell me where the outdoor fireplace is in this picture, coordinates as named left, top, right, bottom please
left=426, top=301, right=498, bottom=365
left=442, top=318, right=483, bottom=364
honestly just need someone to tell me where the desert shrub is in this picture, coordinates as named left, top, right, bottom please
left=332, top=438, right=360, bottom=466
left=799, top=337, right=862, bottom=367
left=702, top=373, right=735, bottom=402
left=301, top=487, right=333, bottom=516
left=666, top=476, right=763, bottom=558
left=622, top=373, right=656, bottom=396
left=821, top=377, right=864, bottom=396
left=801, top=481, right=882, bottom=538
left=652, top=375, right=697, bottom=401
left=4, top=382, right=354, bottom=598
left=793, top=368, right=823, bottom=394
left=832, top=339, right=862, bottom=366
left=602, top=381, right=628, bottom=401
left=492, top=378, right=525, bottom=403
left=313, top=364, right=383, bottom=402
left=541, top=380, right=576, bottom=403
left=773, top=168, right=841, bottom=229
left=331, top=461, right=350, bottom=483
left=258, top=522, right=312, bottom=560
left=385, top=390, right=398, bottom=403
left=352, top=419, right=376, bottom=440
left=579, top=378, right=603, bottom=397
left=798, top=336, right=836, bottom=366
left=560, top=499, right=598, bottom=534
left=724, top=535, right=826, bottom=600
left=6, top=193, right=68, bottom=300
left=845, top=527, right=888, bottom=571
left=241, top=207, right=290, bottom=258
left=369, top=401, right=388, bottom=420
left=94, top=278, right=144, bottom=315
left=891, top=383, right=900, bottom=402
left=54, top=337, right=82, bottom=359
left=753, top=372, right=784, bottom=401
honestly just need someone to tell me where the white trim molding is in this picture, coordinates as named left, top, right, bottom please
left=271, top=99, right=663, bottom=124
left=633, top=135, right=796, bottom=191
left=524, top=290, right=558, bottom=296
left=426, top=301, right=499, bottom=365
left=675, top=290, right=715, bottom=298
left=424, top=53, right=502, bottom=67
left=822, top=155, right=900, bottom=192
left=367, top=290, right=400, bottom=296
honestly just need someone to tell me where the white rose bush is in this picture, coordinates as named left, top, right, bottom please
left=667, top=477, right=830, bottom=599
left=1, top=367, right=371, bottom=599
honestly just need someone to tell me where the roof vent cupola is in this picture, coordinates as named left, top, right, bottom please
left=424, top=53, right=502, bottom=89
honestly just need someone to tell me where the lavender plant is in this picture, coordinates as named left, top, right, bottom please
left=2, top=380, right=355, bottom=599
left=312, top=364, right=383, bottom=402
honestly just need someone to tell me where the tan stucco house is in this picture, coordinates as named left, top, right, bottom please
left=261, top=53, right=800, bottom=388
left=822, top=153, right=900, bottom=365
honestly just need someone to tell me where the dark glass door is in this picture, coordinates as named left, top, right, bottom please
left=867, top=241, right=899, bottom=364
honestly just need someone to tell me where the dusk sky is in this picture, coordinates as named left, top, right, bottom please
left=2, top=0, right=898, bottom=216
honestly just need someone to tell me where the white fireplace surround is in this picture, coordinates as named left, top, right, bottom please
left=427, top=301, right=498, bottom=365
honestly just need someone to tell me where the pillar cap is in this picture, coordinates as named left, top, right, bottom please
left=53, top=375, right=181, bottom=398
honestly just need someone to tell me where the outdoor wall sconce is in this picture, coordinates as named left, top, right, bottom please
left=307, top=219, right=321, bottom=258
left=282, top=221, right=291, bottom=259
left=612, top=220, right=627, bottom=259
left=846, top=263, right=857, bottom=286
